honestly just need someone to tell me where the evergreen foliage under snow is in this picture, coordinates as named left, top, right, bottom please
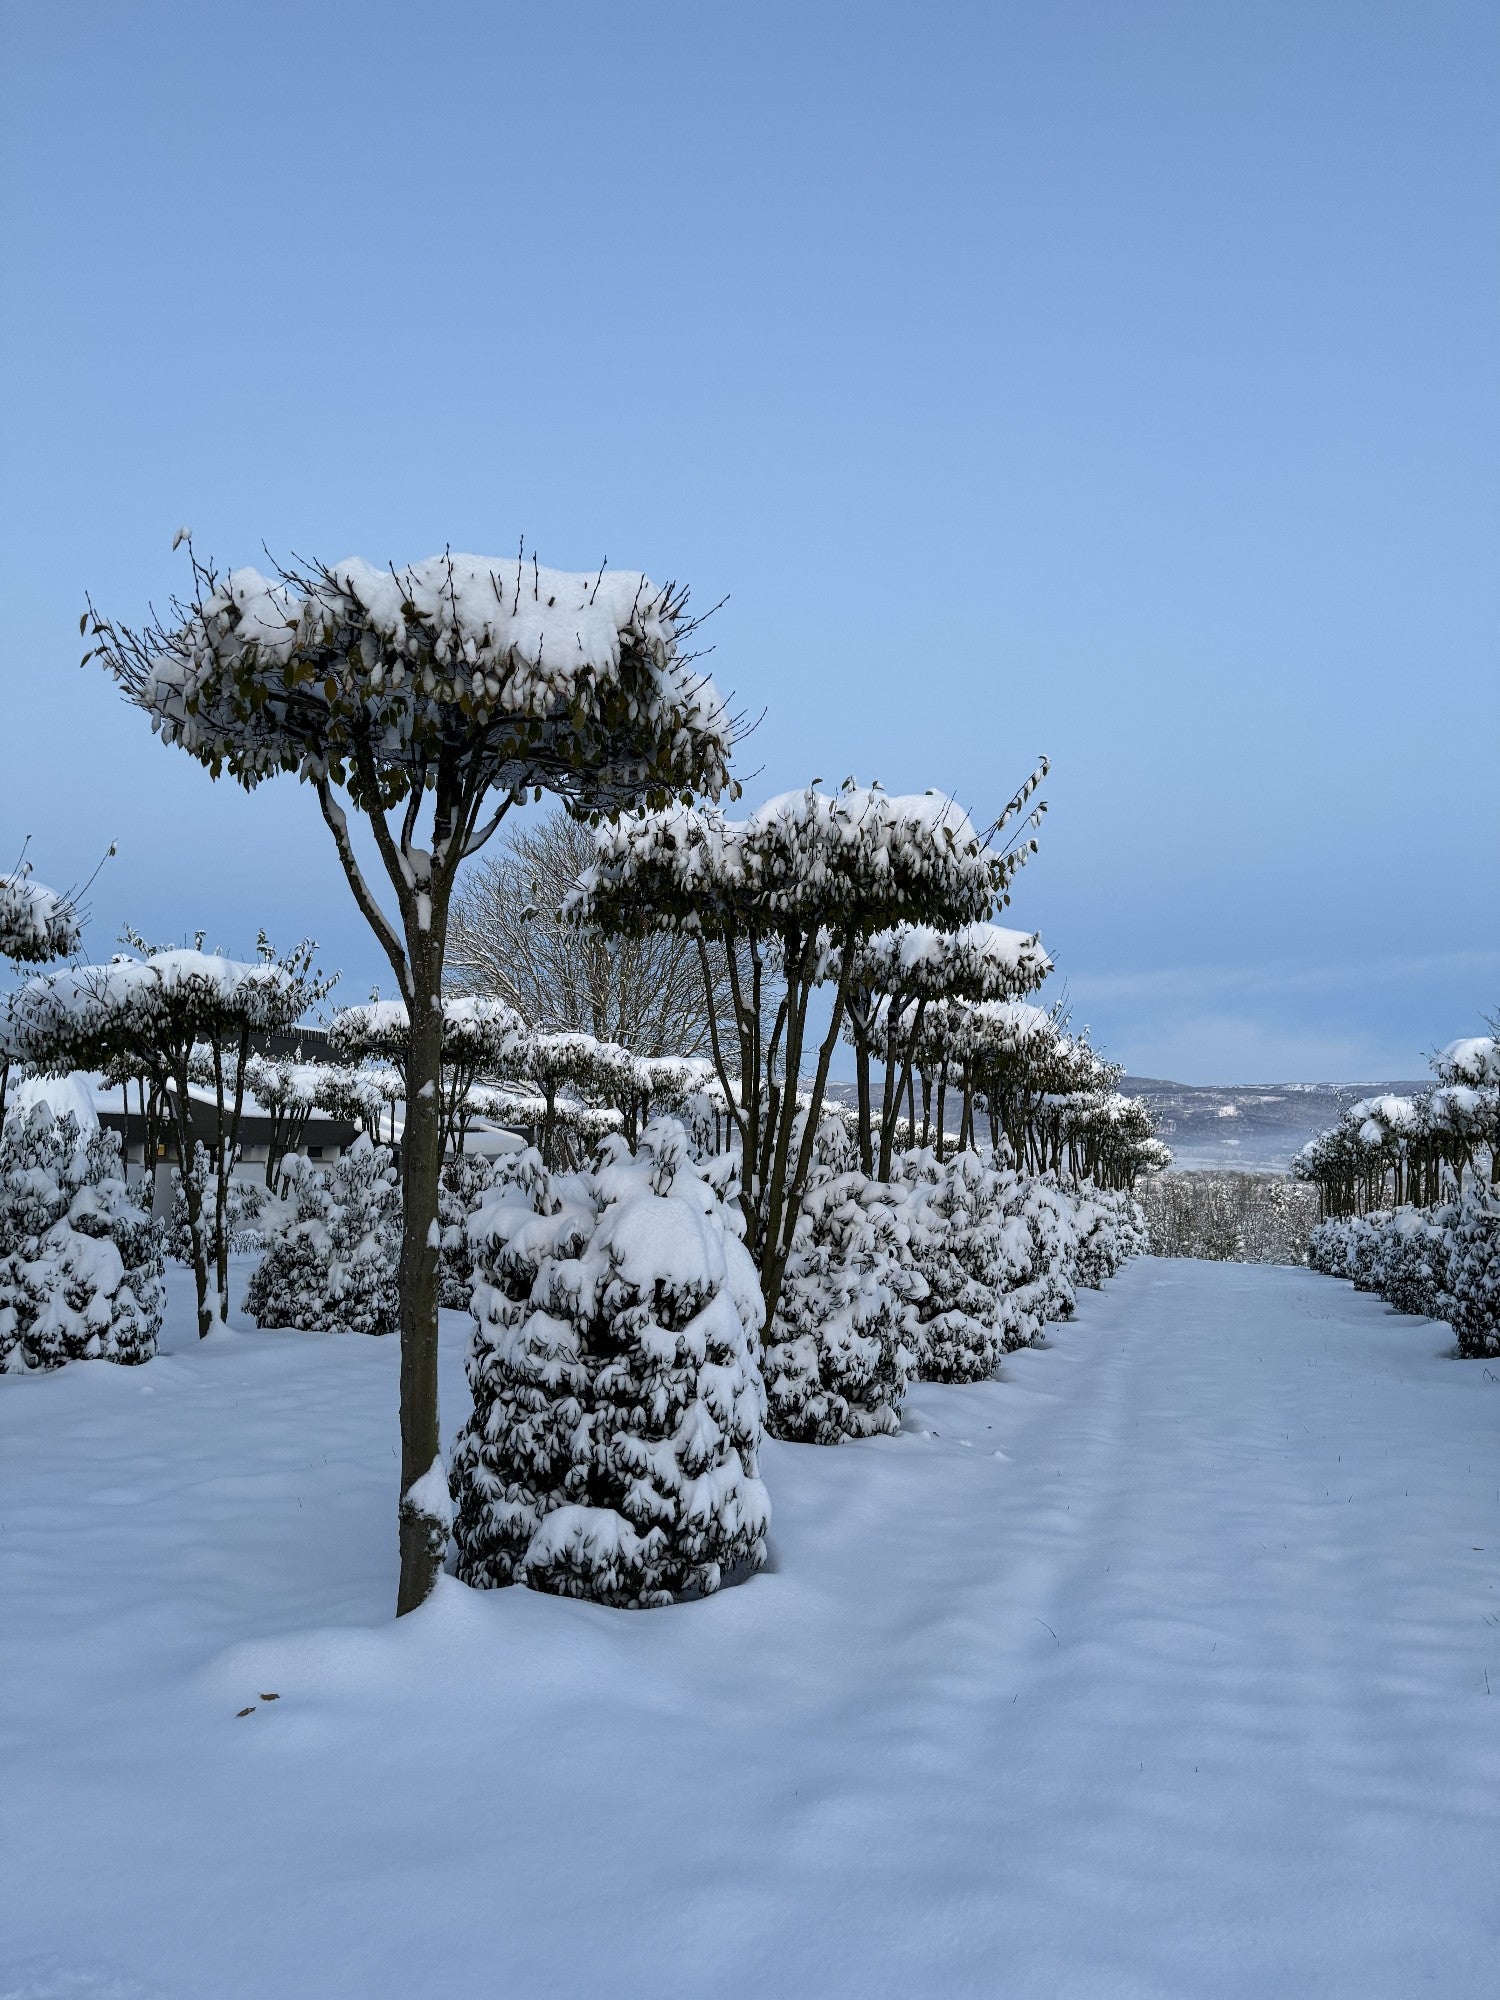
left=0, top=868, right=82, bottom=964
left=895, top=1147, right=1021, bottom=1383
left=0, top=1106, right=162, bottom=1371
left=765, top=1126, right=924, bottom=1443
left=1311, top=1188, right=1500, bottom=1358
left=438, top=1151, right=500, bottom=1310
left=245, top=1136, right=401, bottom=1337
left=451, top=1118, right=770, bottom=1607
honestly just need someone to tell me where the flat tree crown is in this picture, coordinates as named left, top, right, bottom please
left=565, top=783, right=1019, bottom=940
left=88, top=550, right=734, bottom=813
left=851, top=921, right=1051, bottom=1002
left=1435, top=1037, right=1500, bottom=1088
left=0, top=870, right=82, bottom=963
left=328, top=995, right=527, bottom=1067
left=3, top=948, right=317, bottom=1075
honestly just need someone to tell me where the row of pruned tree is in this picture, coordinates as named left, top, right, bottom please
left=73, top=541, right=1160, bottom=1614
left=1301, top=1022, right=1498, bottom=1359
left=3, top=938, right=332, bottom=1337
left=1294, top=1032, right=1500, bottom=1220
left=0, top=868, right=164, bottom=1371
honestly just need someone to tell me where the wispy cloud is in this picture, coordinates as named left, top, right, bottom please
left=1062, top=947, right=1500, bottom=1009
left=1112, top=1012, right=1423, bottom=1088
left=1045, top=949, right=1500, bottom=1084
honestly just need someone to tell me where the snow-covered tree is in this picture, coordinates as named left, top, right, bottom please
left=1432, top=1034, right=1500, bottom=1189
left=329, top=993, right=527, bottom=1156
left=447, top=809, right=749, bottom=1058
left=3, top=941, right=324, bottom=1337
left=515, top=1030, right=635, bottom=1163
left=895, top=1146, right=1023, bottom=1382
left=0, top=868, right=81, bottom=965
left=1060, top=1091, right=1166, bottom=1189
left=243, top=1053, right=392, bottom=1186
left=763, top=1119, right=923, bottom=1442
left=437, top=1149, right=499, bottom=1310
left=911, top=997, right=1056, bottom=1161
left=0, top=865, right=81, bottom=1143
left=245, top=1135, right=401, bottom=1336
left=0, top=1106, right=162, bottom=1371
left=566, top=778, right=1041, bottom=1327
left=451, top=1118, right=769, bottom=1605
left=845, top=915, right=1051, bottom=1178
left=89, top=543, right=734, bottom=1612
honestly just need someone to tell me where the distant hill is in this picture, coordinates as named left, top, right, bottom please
left=818, top=1074, right=1431, bottom=1174
left=1114, top=1077, right=1430, bottom=1173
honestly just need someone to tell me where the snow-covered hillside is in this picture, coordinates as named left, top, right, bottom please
left=1116, top=1076, right=1433, bottom=1171
left=1, top=1260, right=1495, bottom=1998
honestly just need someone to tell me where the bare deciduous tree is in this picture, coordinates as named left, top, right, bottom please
left=448, top=812, right=742, bottom=1056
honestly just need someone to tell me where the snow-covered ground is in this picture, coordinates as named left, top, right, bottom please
left=2, top=1259, right=1496, bottom=1999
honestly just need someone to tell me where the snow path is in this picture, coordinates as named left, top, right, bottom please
left=1, top=1258, right=1496, bottom=1999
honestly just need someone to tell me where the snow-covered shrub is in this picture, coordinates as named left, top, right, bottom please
left=765, top=1125, right=923, bottom=1441
left=1309, top=1215, right=1359, bottom=1281
left=1376, top=1206, right=1454, bottom=1320
left=0, top=1106, right=162, bottom=1372
left=451, top=1118, right=769, bottom=1606
left=166, top=1159, right=270, bottom=1262
left=245, top=1136, right=400, bottom=1336
left=1102, top=1186, right=1152, bottom=1261
left=894, top=1146, right=1019, bottom=1383
left=1002, top=1175, right=1079, bottom=1341
left=1309, top=1192, right=1500, bottom=1356
left=1068, top=1184, right=1150, bottom=1288
left=1441, top=1190, right=1500, bottom=1359
left=1070, top=1192, right=1121, bottom=1290
left=438, top=1151, right=498, bottom=1310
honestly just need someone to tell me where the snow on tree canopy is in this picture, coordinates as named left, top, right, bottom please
left=1353, top=1096, right=1420, bottom=1148
left=524, top=1031, right=637, bottom=1100
left=853, top=922, right=1051, bottom=1001
left=563, top=784, right=1008, bottom=938
left=243, top=1058, right=329, bottom=1112
left=451, top=1119, right=769, bottom=1606
left=0, top=869, right=82, bottom=964
left=90, top=551, right=733, bottom=807
left=3, top=949, right=313, bottom=1072
left=1434, top=1038, right=1500, bottom=1088
left=328, top=995, right=526, bottom=1066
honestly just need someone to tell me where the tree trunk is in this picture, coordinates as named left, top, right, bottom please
left=397, top=946, right=446, bottom=1617
left=168, top=1068, right=214, bottom=1341
left=854, top=1038, right=874, bottom=1178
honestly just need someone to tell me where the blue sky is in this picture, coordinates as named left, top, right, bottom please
left=3, top=1, right=1495, bottom=1083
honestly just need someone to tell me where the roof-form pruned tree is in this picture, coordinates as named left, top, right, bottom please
left=445, top=809, right=747, bottom=1057
left=3, top=941, right=324, bottom=1336
left=0, top=865, right=83, bottom=1145
left=565, top=775, right=1042, bottom=1324
left=328, top=995, right=528, bottom=1156
left=0, top=868, right=82, bottom=965
left=846, top=917, right=1052, bottom=1178
left=87, top=543, right=734, bottom=1612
